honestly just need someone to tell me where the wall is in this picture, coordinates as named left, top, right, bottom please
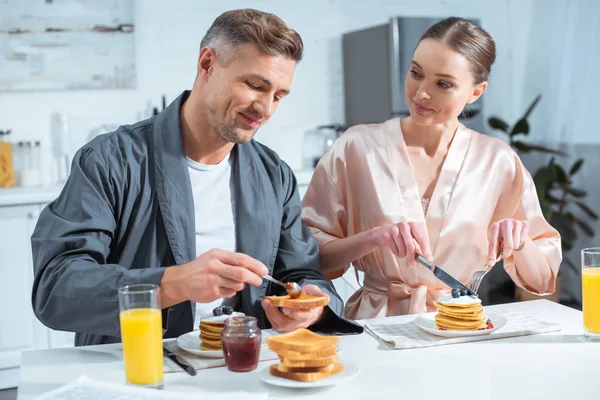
left=0, top=0, right=525, bottom=183
left=1, top=0, right=596, bottom=304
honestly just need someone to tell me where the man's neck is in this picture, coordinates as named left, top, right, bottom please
left=180, top=93, right=234, bottom=165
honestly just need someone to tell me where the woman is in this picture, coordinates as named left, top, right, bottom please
left=301, top=17, right=561, bottom=320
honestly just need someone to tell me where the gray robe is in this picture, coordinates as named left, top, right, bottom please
left=31, top=91, right=362, bottom=346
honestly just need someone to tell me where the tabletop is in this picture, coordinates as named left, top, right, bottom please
left=18, top=300, right=600, bottom=399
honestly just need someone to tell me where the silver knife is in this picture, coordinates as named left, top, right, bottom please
left=415, top=254, right=478, bottom=298
left=163, top=346, right=197, bottom=376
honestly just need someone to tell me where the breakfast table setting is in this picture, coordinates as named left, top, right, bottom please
left=16, top=298, right=600, bottom=400
left=15, top=250, right=600, bottom=399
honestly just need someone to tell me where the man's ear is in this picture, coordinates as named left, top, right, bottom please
left=197, top=46, right=217, bottom=79
left=467, top=81, right=488, bottom=104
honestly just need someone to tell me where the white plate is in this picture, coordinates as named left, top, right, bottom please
left=260, top=360, right=360, bottom=389
left=176, top=330, right=272, bottom=358
left=176, top=331, right=224, bottom=358
left=414, top=312, right=507, bottom=338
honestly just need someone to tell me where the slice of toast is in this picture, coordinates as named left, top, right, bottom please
left=264, top=292, right=329, bottom=310
left=276, top=345, right=338, bottom=361
left=277, top=363, right=335, bottom=374
left=266, top=329, right=339, bottom=353
left=281, top=354, right=340, bottom=368
left=269, top=363, right=344, bottom=382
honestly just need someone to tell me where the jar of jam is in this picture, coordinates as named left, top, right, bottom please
left=221, top=316, right=262, bottom=372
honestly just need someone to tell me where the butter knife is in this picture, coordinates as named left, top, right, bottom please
left=163, top=346, right=197, bottom=376
left=415, top=254, right=478, bottom=298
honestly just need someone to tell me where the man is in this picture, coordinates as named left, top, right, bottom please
left=31, top=9, right=362, bottom=346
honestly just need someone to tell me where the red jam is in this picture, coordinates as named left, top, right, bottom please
left=221, top=316, right=262, bottom=372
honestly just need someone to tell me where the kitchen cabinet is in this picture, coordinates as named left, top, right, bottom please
left=0, top=185, right=72, bottom=390
left=0, top=203, right=49, bottom=389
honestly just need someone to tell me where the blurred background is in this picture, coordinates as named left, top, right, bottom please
left=0, top=0, right=599, bottom=393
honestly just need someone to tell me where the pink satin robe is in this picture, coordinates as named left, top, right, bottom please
left=301, top=119, right=562, bottom=320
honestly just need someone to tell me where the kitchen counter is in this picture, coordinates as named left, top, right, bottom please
left=0, top=184, right=64, bottom=207
left=0, top=170, right=313, bottom=208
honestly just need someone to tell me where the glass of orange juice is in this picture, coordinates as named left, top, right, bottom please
left=118, top=284, right=163, bottom=388
left=581, top=248, right=600, bottom=341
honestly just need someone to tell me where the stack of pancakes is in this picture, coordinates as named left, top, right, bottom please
left=267, top=329, right=343, bottom=382
left=434, top=294, right=488, bottom=331
left=199, top=312, right=244, bottom=350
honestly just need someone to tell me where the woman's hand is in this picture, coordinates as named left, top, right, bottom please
left=487, top=219, right=529, bottom=266
left=368, top=221, right=432, bottom=267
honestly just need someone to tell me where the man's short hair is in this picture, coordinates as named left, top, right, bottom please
left=200, top=9, right=303, bottom=64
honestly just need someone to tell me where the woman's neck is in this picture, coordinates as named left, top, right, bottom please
left=401, top=118, right=459, bottom=157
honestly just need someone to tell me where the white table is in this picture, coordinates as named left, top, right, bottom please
left=18, top=300, right=600, bottom=399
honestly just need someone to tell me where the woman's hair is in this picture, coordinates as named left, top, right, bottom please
left=200, top=9, right=303, bottom=64
left=419, top=17, right=496, bottom=83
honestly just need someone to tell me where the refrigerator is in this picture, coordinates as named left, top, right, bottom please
left=342, top=16, right=485, bottom=133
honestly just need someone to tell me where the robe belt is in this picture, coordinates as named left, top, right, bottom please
left=363, top=279, right=443, bottom=314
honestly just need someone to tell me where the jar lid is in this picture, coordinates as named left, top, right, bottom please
left=224, top=315, right=258, bottom=327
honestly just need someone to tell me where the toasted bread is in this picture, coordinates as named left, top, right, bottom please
left=276, top=363, right=335, bottom=374
left=281, top=354, right=340, bottom=368
left=276, top=345, right=337, bottom=360
left=267, top=329, right=339, bottom=353
left=269, top=363, right=344, bottom=382
left=264, top=292, right=329, bottom=310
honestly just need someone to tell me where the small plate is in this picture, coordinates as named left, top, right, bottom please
left=414, top=312, right=507, bottom=338
left=260, top=360, right=360, bottom=388
left=176, top=330, right=273, bottom=358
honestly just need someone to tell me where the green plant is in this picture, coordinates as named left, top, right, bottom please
left=488, top=95, right=598, bottom=272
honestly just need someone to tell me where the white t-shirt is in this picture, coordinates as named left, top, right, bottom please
left=187, top=153, right=236, bottom=328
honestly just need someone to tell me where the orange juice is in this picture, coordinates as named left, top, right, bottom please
left=120, top=308, right=163, bottom=386
left=582, top=268, right=600, bottom=334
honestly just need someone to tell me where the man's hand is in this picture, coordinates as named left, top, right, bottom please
left=160, top=249, right=268, bottom=308
left=261, top=284, right=329, bottom=332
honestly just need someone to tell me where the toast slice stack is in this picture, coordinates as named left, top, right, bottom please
left=266, top=329, right=343, bottom=382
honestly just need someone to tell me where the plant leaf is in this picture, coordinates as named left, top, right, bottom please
left=550, top=215, right=577, bottom=243
left=510, top=118, right=529, bottom=137
left=569, top=159, right=584, bottom=176
left=539, top=199, right=552, bottom=218
left=460, top=108, right=481, bottom=119
left=534, top=165, right=555, bottom=191
left=511, top=142, right=566, bottom=156
left=488, top=117, right=509, bottom=132
left=553, top=165, right=568, bottom=184
left=564, top=212, right=575, bottom=223
left=523, top=95, right=542, bottom=120
left=565, top=187, right=587, bottom=198
left=575, top=201, right=599, bottom=219
left=575, top=217, right=595, bottom=237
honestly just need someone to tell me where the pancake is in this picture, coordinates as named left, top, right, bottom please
left=200, top=331, right=222, bottom=341
left=434, top=293, right=492, bottom=331
left=199, top=311, right=245, bottom=350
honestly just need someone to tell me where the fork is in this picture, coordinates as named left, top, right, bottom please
left=468, top=246, right=504, bottom=294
